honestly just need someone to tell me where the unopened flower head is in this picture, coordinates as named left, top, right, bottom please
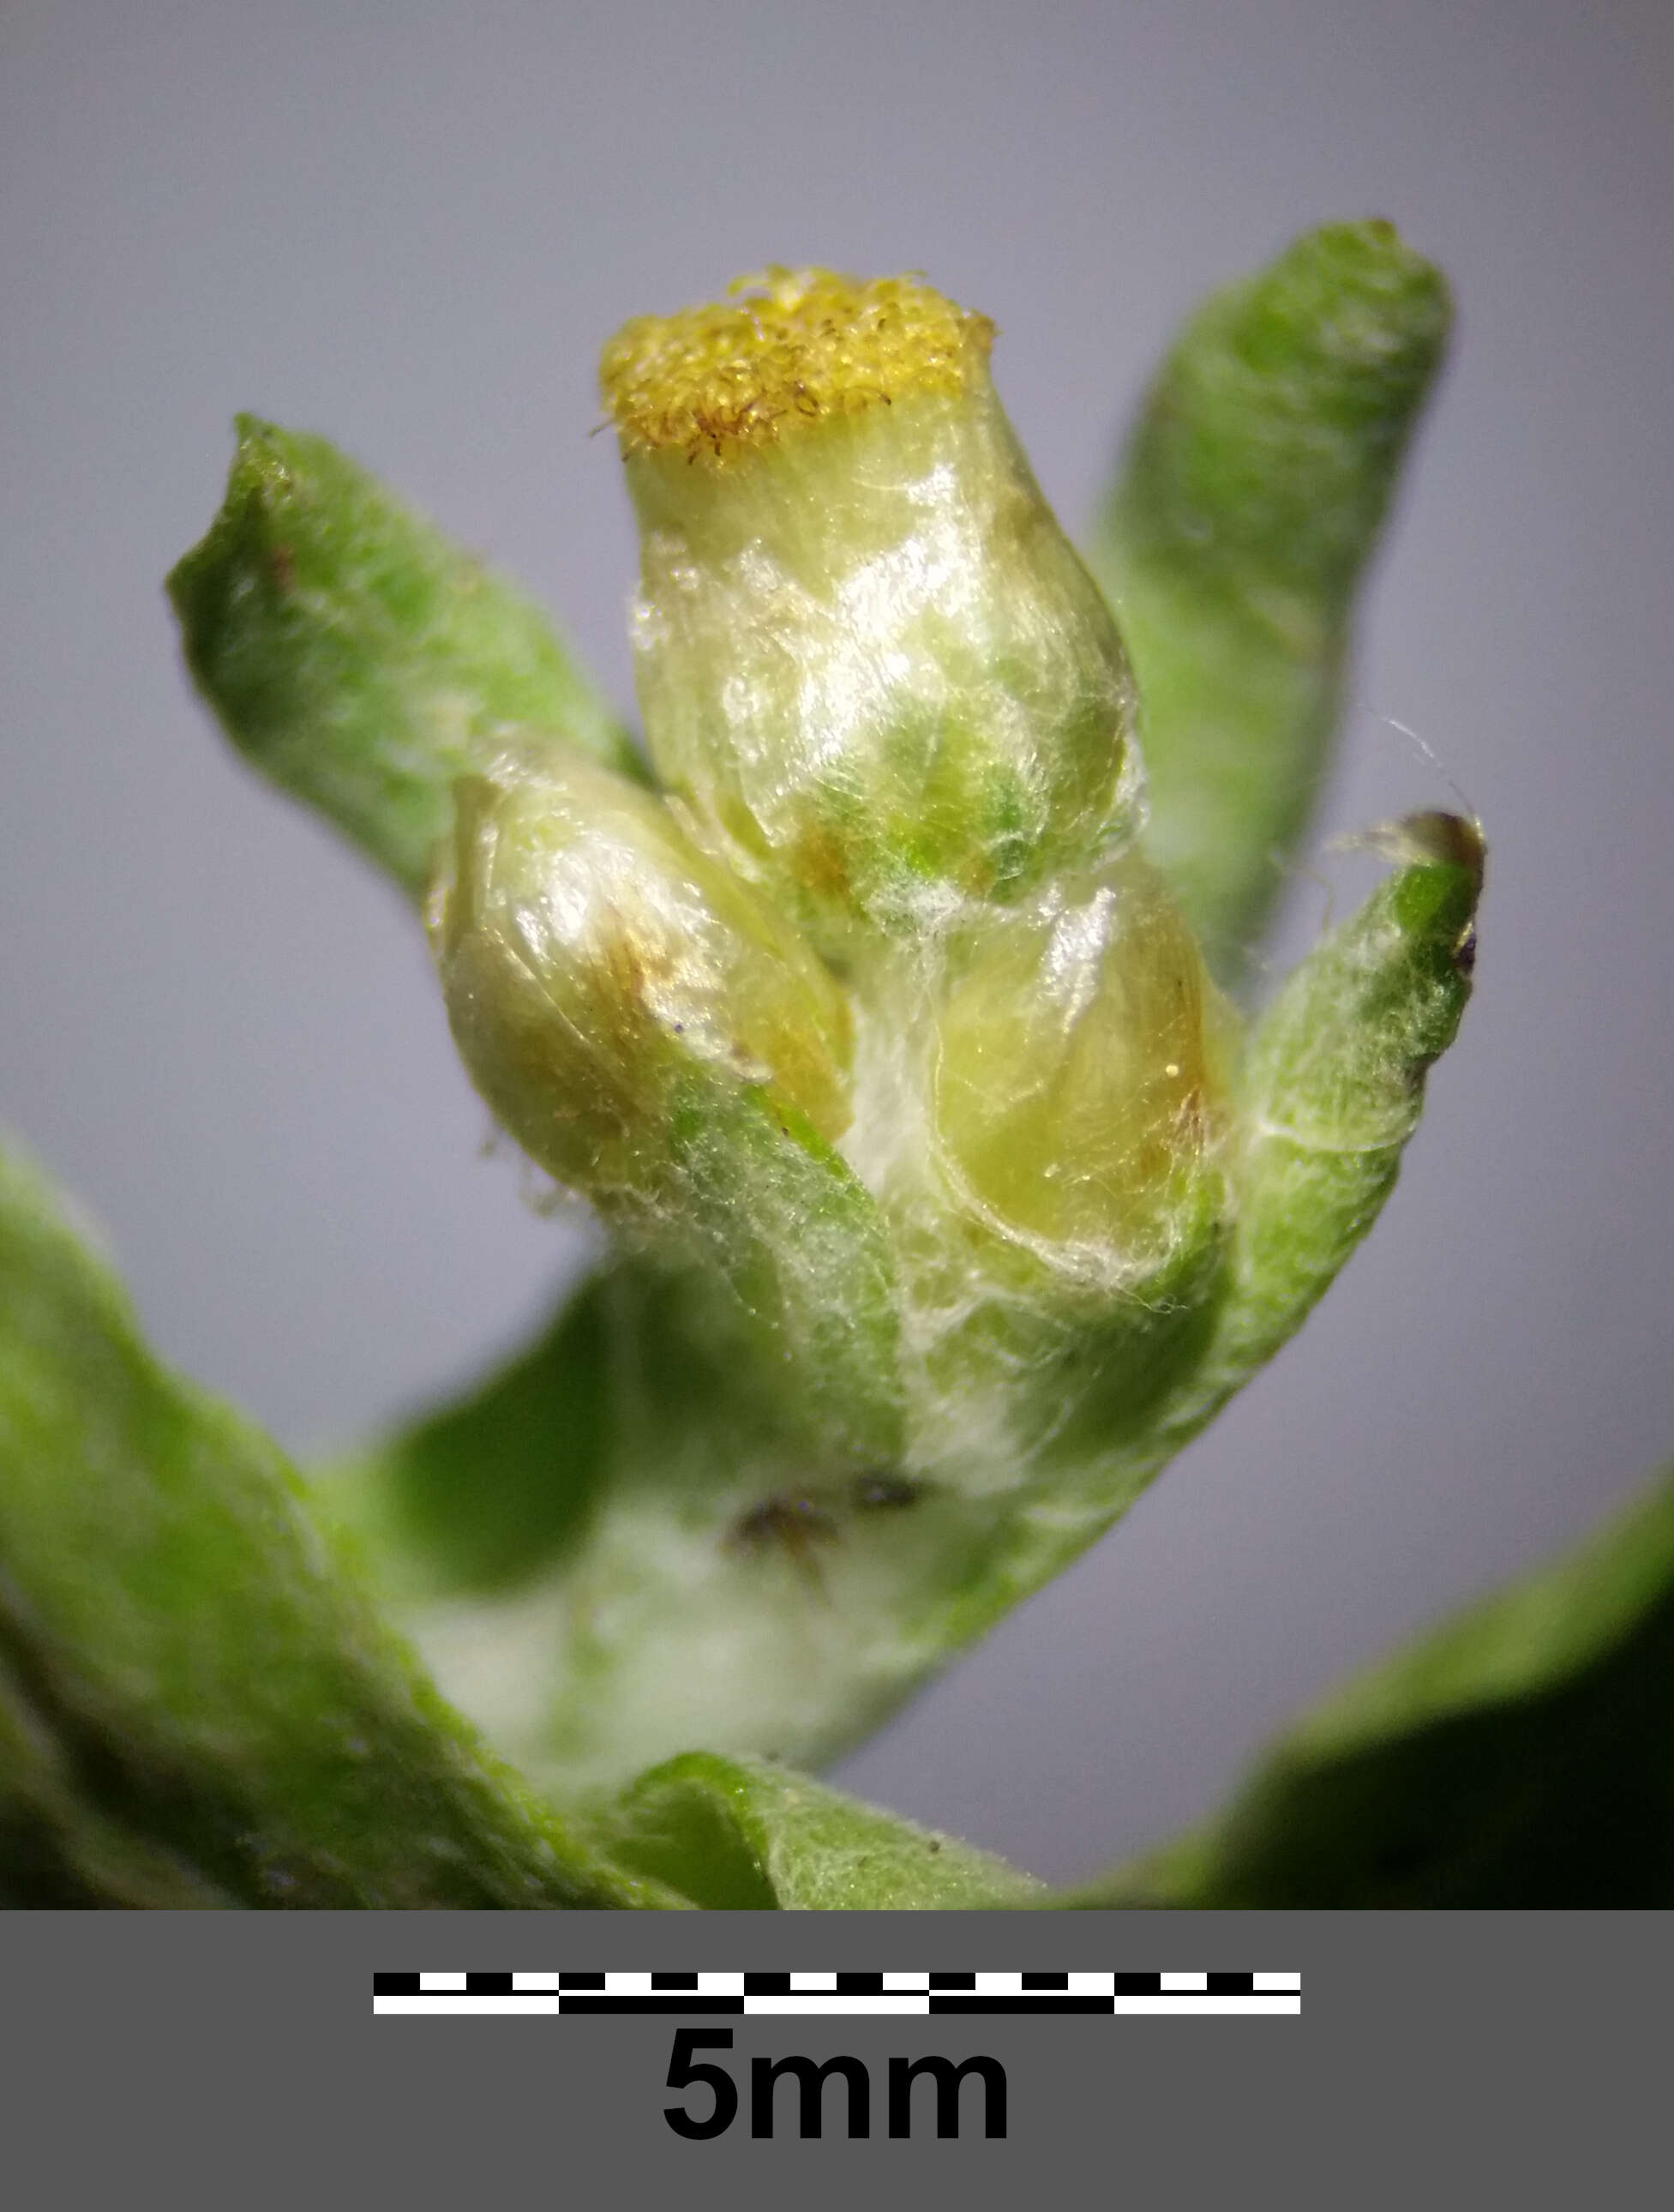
left=934, top=851, right=1226, bottom=1264
left=602, top=267, right=1141, bottom=953
left=430, top=742, right=854, bottom=1217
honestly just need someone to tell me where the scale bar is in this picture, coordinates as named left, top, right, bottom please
left=373, top=1969, right=1300, bottom=2018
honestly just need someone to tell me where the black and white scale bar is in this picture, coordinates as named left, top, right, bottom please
left=373, top=1970, right=1299, bottom=2017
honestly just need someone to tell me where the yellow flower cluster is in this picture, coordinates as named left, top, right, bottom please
left=600, top=266, right=994, bottom=462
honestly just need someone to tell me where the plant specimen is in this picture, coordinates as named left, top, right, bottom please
left=19, top=225, right=1621, bottom=1914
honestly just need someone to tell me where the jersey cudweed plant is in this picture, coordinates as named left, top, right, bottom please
left=27, top=216, right=1651, bottom=1912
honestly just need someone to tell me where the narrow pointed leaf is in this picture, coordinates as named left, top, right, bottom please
left=1191, top=811, right=1483, bottom=1400
left=1089, top=222, right=1451, bottom=979
left=167, top=418, right=644, bottom=899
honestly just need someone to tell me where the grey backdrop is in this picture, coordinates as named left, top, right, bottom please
left=3, top=0, right=1671, bottom=1884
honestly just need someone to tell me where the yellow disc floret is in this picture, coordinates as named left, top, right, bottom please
left=600, top=267, right=995, bottom=463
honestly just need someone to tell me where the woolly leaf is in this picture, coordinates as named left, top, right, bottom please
left=168, top=418, right=644, bottom=899
left=0, top=1138, right=673, bottom=1909
left=1089, top=221, right=1451, bottom=981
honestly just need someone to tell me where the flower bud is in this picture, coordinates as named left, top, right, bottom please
left=933, top=850, right=1227, bottom=1271
left=601, top=268, right=1140, bottom=952
left=430, top=743, right=853, bottom=1210
left=430, top=743, right=904, bottom=1469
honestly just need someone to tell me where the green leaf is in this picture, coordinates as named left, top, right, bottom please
left=667, top=1085, right=905, bottom=1472
left=0, top=1137, right=678, bottom=1908
left=1183, top=811, right=1483, bottom=1403
left=589, top=1751, right=1042, bottom=1909
left=1089, top=222, right=1451, bottom=981
left=167, top=418, right=645, bottom=899
left=1064, top=1468, right=1674, bottom=1908
left=0, top=1643, right=231, bottom=1907
left=332, top=1270, right=618, bottom=1602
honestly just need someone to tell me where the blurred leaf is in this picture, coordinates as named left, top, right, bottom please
left=590, top=1751, right=1042, bottom=1909
left=0, top=1137, right=677, bottom=1908
left=1064, top=1470, right=1674, bottom=1907
left=1089, top=221, right=1451, bottom=982
left=332, top=1268, right=618, bottom=1602
left=168, top=417, right=645, bottom=899
left=0, top=1644, right=231, bottom=1907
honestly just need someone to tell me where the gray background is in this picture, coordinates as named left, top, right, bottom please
left=3, top=0, right=1670, bottom=1884
left=12, top=1914, right=1659, bottom=2203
